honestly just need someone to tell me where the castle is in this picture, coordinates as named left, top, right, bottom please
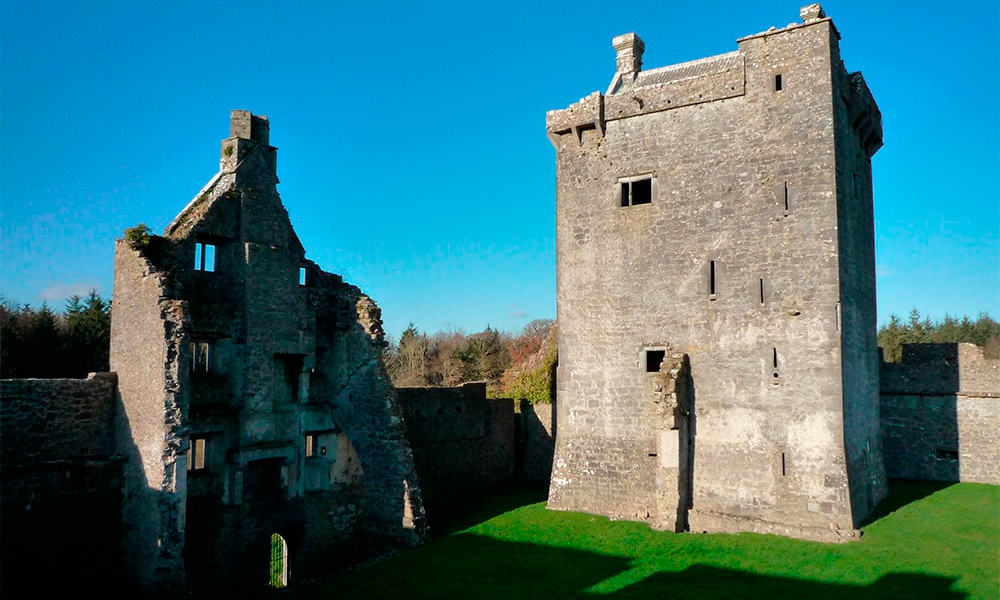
left=1, top=5, right=998, bottom=598
left=546, top=5, right=887, bottom=541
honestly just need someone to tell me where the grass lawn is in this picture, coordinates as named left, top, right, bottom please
left=290, top=481, right=999, bottom=600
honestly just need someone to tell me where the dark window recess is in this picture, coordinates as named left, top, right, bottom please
left=772, top=347, right=780, bottom=383
left=621, top=177, right=652, bottom=206
left=274, top=354, right=304, bottom=405
left=245, top=458, right=285, bottom=502
left=781, top=452, right=787, bottom=476
left=759, top=278, right=765, bottom=305
left=783, top=182, right=789, bottom=213
left=709, top=261, right=717, bottom=297
left=774, top=74, right=783, bottom=91
left=191, top=342, right=211, bottom=373
left=646, top=350, right=666, bottom=372
left=188, top=437, right=207, bottom=471
left=936, top=449, right=958, bottom=460
left=195, top=242, right=216, bottom=272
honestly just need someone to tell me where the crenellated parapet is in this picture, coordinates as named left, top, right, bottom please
left=546, top=92, right=605, bottom=146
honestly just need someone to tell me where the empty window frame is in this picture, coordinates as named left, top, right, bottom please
left=191, top=341, right=211, bottom=373
left=619, top=174, right=653, bottom=207
left=645, top=349, right=666, bottom=373
left=299, top=266, right=307, bottom=286
left=195, top=242, right=216, bottom=272
left=188, top=436, right=207, bottom=471
left=305, top=433, right=317, bottom=458
left=774, top=74, right=783, bottom=91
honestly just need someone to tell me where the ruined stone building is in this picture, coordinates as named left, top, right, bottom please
left=109, top=110, right=426, bottom=595
left=545, top=5, right=887, bottom=541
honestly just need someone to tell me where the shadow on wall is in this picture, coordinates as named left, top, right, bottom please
left=516, top=400, right=556, bottom=482
left=0, top=375, right=130, bottom=600
left=880, top=344, right=961, bottom=482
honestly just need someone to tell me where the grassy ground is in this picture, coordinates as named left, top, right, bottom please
left=290, top=481, right=999, bottom=600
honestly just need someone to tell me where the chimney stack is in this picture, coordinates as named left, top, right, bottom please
left=612, top=33, right=645, bottom=77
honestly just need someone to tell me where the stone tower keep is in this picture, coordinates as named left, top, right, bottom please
left=546, top=5, right=885, bottom=541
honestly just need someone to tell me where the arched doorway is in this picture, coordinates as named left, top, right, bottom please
left=269, top=533, right=288, bottom=588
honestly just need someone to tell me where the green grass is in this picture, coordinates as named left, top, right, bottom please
left=291, top=481, right=999, bottom=600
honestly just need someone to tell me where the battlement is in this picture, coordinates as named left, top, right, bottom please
left=545, top=4, right=858, bottom=150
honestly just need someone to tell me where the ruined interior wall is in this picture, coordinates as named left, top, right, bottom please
left=550, top=18, right=860, bottom=541
left=880, top=343, right=1000, bottom=485
left=0, top=374, right=124, bottom=597
left=110, top=241, right=189, bottom=593
left=397, top=383, right=515, bottom=505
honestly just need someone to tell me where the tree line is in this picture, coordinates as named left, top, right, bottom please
left=878, top=310, right=999, bottom=362
left=1, top=291, right=111, bottom=379
left=384, top=319, right=556, bottom=402
left=4, top=295, right=996, bottom=390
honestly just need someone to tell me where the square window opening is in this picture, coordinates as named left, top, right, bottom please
left=620, top=175, right=653, bottom=207
left=645, top=349, right=666, bottom=372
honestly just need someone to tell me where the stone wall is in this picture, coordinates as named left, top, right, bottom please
left=881, top=343, right=1000, bottom=485
left=0, top=374, right=126, bottom=598
left=398, top=383, right=515, bottom=505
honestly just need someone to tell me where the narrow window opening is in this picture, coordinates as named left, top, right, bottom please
left=645, top=349, right=666, bottom=373
left=187, top=437, right=207, bottom=471
left=781, top=452, right=787, bottom=476
left=195, top=242, right=216, bottom=272
left=191, top=342, right=211, bottom=373
left=783, top=182, right=789, bottom=214
left=759, top=278, right=765, bottom=305
left=299, top=266, right=307, bottom=286
left=774, top=74, right=783, bottom=91
left=935, top=449, right=958, bottom=460
left=709, top=261, right=717, bottom=298
left=836, top=302, right=842, bottom=331
left=305, top=434, right=316, bottom=458
left=620, top=182, right=630, bottom=207
left=270, top=533, right=289, bottom=588
left=772, top=347, right=778, bottom=369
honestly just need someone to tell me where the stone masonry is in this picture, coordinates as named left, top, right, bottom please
left=881, top=343, right=1000, bottom=484
left=110, top=110, right=426, bottom=595
left=0, top=374, right=126, bottom=598
left=546, top=5, right=886, bottom=542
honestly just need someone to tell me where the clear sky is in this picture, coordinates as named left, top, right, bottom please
left=2, top=0, right=997, bottom=341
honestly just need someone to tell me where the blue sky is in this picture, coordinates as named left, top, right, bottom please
left=2, top=0, right=997, bottom=341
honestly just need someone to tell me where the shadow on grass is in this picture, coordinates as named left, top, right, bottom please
left=860, top=478, right=955, bottom=527
left=604, top=564, right=964, bottom=600
left=294, top=533, right=965, bottom=600
left=423, top=480, right=549, bottom=538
